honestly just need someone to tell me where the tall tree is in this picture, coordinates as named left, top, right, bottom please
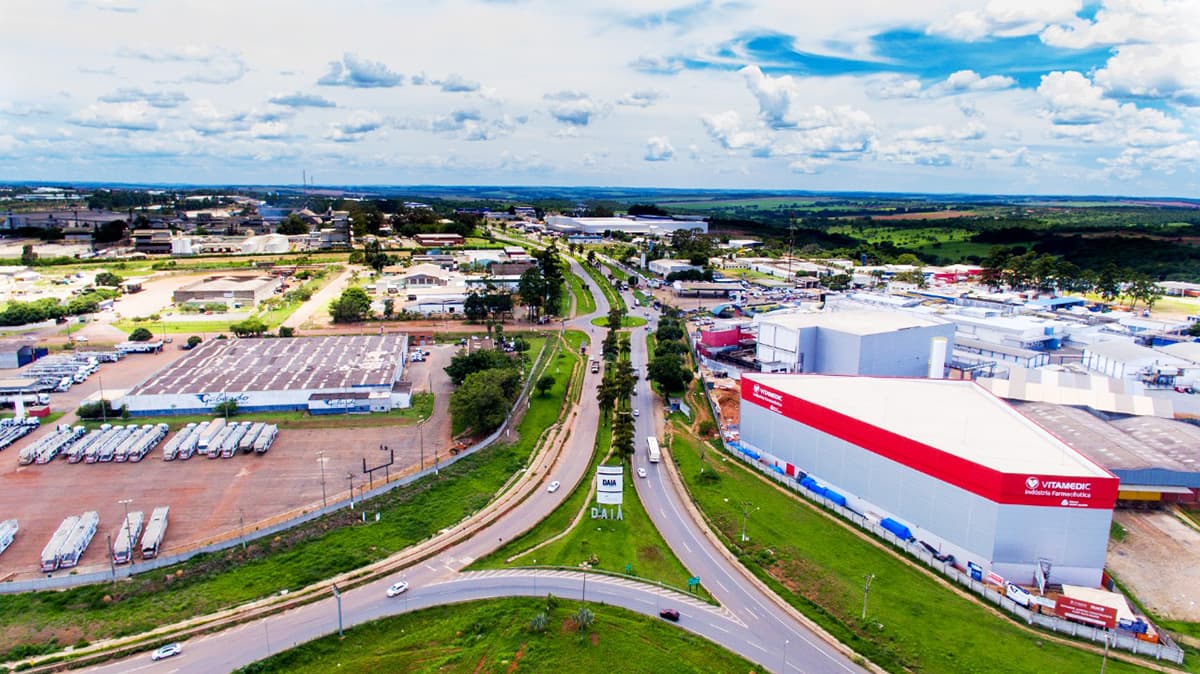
left=329, top=287, right=373, bottom=323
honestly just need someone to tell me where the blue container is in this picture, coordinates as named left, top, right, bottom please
left=881, top=517, right=914, bottom=541
left=823, top=489, right=847, bottom=507
left=799, top=477, right=821, bottom=493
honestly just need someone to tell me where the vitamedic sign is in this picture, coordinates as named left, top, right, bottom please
left=1055, top=596, right=1118, bottom=629
left=596, top=465, right=623, bottom=505
left=741, top=376, right=1119, bottom=510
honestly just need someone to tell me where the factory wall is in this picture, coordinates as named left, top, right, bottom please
left=123, top=386, right=394, bottom=416
left=739, top=380, right=1115, bottom=586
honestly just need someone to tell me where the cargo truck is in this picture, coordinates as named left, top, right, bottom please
left=195, top=418, right=226, bottom=451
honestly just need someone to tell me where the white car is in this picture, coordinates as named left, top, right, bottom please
left=386, top=581, right=409, bottom=597
left=637, top=467, right=647, bottom=479
left=547, top=480, right=561, bottom=493
left=151, top=643, right=182, bottom=661
left=632, top=409, right=640, bottom=417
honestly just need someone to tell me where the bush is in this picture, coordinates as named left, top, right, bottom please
left=128, top=327, right=153, bottom=342
left=77, top=400, right=123, bottom=420
left=212, top=400, right=239, bottom=417
left=278, top=326, right=295, bottom=338
left=187, top=335, right=202, bottom=348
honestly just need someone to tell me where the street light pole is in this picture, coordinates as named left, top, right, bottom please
left=331, top=583, right=344, bottom=638
left=98, top=372, right=107, bottom=423
left=783, top=639, right=790, bottom=673
left=740, top=501, right=754, bottom=543
left=347, top=473, right=355, bottom=509
left=239, top=508, right=246, bottom=551
left=862, top=573, right=875, bottom=620
left=317, top=451, right=327, bottom=508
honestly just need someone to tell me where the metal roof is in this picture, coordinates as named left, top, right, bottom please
left=758, top=309, right=946, bottom=336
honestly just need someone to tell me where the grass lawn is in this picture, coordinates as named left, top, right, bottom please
left=579, top=261, right=624, bottom=312
left=568, top=271, right=596, bottom=316
left=78, top=392, right=435, bottom=431
left=589, top=315, right=647, bottom=328
left=633, top=290, right=652, bottom=306
left=667, top=419, right=1152, bottom=673
left=0, top=341, right=581, bottom=662
left=601, top=261, right=629, bottom=282
left=232, top=597, right=758, bottom=674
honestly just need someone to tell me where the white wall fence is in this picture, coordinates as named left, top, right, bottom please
left=693, top=368, right=1183, bottom=665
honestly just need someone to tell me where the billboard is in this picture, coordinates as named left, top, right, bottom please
left=1055, top=596, right=1118, bottom=629
left=596, top=465, right=623, bottom=505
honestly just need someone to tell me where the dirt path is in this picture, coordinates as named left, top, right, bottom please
left=282, top=266, right=358, bottom=330
left=1108, top=510, right=1200, bottom=621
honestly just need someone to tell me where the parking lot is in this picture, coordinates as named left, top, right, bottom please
left=0, top=342, right=454, bottom=583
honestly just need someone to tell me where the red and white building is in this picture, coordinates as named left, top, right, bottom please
left=739, top=373, right=1119, bottom=587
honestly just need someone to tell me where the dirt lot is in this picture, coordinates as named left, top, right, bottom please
left=0, top=342, right=455, bottom=583
left=1108, top=510, right=1200, bottom=621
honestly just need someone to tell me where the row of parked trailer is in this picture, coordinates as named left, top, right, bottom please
left=110, top=506, right=170, bottom=563
left=68, top=423, right=169, bottom=464
left=163, top=419, right=278, bottom=461
left=0, top=417, right=40, bottom=452
left=22, top=353, right=106, bottom=393
left=18, top=424, right=87, bottom=465
left=39, top=511, right=99, bottom=572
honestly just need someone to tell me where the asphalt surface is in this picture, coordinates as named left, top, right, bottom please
left=79, top=259, right=863, bottom=674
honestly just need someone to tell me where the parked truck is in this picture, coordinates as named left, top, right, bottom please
left=140, top=506, right=169, bottom=560
left=178, top=421, right=206, bottom=460
left=40, top=515, right=79, bottom=572
left=0, top=519, right=18, bottom=558
left=57, top=511, right=99, bottom=569
left=253, top=424, right=278, bottom=454
left=196, top=418, right=227, bottom=453
left=162, top=423, right=196, bottom=461
left=238, top=422, right=265, bottom=453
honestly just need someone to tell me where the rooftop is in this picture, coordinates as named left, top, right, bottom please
left=746, top=373, right=1111, bottom=477
left=129, top=335, right=407, bottom=396
left=757, top=309, right=946, bottom=335
left=176, top=275, right=278, bottom=293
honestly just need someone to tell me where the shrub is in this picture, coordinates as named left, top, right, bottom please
left=128, top=327, right=153, bottom=342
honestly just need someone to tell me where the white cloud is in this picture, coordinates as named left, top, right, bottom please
left=617, top=90, right=665, bottom=107
left=928, top=0, right=1082, bottom=41
left=326, top=110, right=386, bottom=142
left=69, top=101, right=159, bottom=131
left=115, top=45, right=246, bottom=84
left=1093, top=43, right=1200, bottom=103
left=1040, top=0, right=1200, bottom=49
left=701, top=111, right=770, bottom=153
left=545, top=91, right=605, bottom=126
left=941, top=70, right=1015, bottom=93
left=867, top=75, right=922, bottom=100
left=99, top=88, right=189, bottom=108
left=268, top=92, right=336, bottom=108
left=1037, top=71, right=1118, bottom=125
left=1037, top=71, right=1185, bottom=147
left=318, top=53, right=404, bottom=88
left=644, top=136, right=675, bottom=161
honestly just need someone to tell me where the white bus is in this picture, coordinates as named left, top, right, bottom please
left=646, top=436, right=661, bottom=463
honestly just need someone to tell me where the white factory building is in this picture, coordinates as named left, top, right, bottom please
left=545, top=215, right=708, bottom=236
left=739, top=374, right=1119, bottom=587
left=755, top=310, right=956, bottom=376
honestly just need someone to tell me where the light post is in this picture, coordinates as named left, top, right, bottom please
left=118, top=498, right=133, bottom=566
left=1100, top=629, right=1112, bottom=674
left=331, top=583, right=344, bottom=638
left=862, top=573, right=875, bottom=620
left=347, top=473, right=355, bottom=509
left=239, top=507, right=246, bottom=551
left=783, top=639, right=789, bottom=672
left=98, top=372, right=107, bottom=423
left=739, top=501, right=755, bottom=543
left=317, top=451, right=327, bottom=508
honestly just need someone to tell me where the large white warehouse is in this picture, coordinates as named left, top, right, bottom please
left=122, top=335, right=411, bottom=416
left=739, top=373, right=1118, bottom=587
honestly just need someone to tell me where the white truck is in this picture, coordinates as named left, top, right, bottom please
left=112, top=511, right=145, bottom=564
left=646, top=436, right=661, bottom=464
left=140, top=506, right=169, bottom=560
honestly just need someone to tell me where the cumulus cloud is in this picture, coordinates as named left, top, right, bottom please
left=0, top=102, right=50, bottom=116
left=1037, top=71, right=1118, bottom=125
left=629, top=54, right=685, bottom=74
left=437, top=74, right=480, bottom=93
left=928, top=0, right=1082, bottom=41
left=318, top=54, right=404, bottom=88
left=1040, top=1, right=1199, bottom=49
left=99, top=88, right=188, bottom=108
left=326, top=111, right=386, bottom=141
left=644, top=136, right=675, bottom=161
left=545, top=91, right=604, bottom=126
left=866, top=75, right=923, bottom=100
left=869, top=70, right=1014, bottom=100
left=268, top=92, right=336, bottom=108
left=69, top=101, right=159, bottom=131
left=1093, top=43, right=1200, bottom=103
left=1037, top=71, right=1184, bottom=146
left=1099, top=140, right=1200, bottom=179
left=701, top=111, right=770, bottom=154
left=940, top=70, right=1016, bottom=93
left=617, top=90, right=664, bottom=107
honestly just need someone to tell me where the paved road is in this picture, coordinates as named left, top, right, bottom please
left=76, top=258, right=862, bottom=674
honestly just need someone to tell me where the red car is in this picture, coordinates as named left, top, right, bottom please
left=659, top=609, right=680, bottom=622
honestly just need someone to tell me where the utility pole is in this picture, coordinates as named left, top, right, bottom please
left=418, top=420, right=424, bottom=471
left=107, top=533, right=115, bottom=582
left=98, top=372, right=107, bottom=423
left=347, top=473, right=355, bottom=508
left=332, top=583, right=344, bottom=638
left=862, top=573, right=875, bottom=620
left=1100, top=629, right=1112, bottom=674
left=317, top=451, right=327, bottom=508
left=118, top=498, right=133, bottom=566
left=239, top=508, right=246, bottom=551
left=740, top=501, right=754, bottom=543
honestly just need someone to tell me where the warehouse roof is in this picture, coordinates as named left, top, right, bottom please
left=129, top=335, right=406, bottom=395
left=746, top=373, right=1109, bottom=477
left=757, top=309, right=946, bottom=336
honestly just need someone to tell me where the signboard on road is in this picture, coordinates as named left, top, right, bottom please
left=1055, top=596, right=1118, bottom=629
left=596, top=465, right=623, bottom=505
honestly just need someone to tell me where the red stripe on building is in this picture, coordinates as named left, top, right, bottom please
left=741, top=376, right=1118, bottom=509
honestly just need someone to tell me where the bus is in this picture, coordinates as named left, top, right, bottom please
left=646, top=436, right=661, bottom=463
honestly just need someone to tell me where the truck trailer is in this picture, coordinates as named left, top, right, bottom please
left=57, top=511, right=99, bottom=569
left=140, top=506, right=169, bottom=560
left=40, top=515, right=80, bottom=572
left=112, top=511, right=144, bottom=564
left=195, top=418, right=226, bottom=451
left=253, top=424, right=278, bottom=454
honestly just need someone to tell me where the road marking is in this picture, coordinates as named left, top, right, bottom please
left=750, top=641, right=768, bottom=653
left=711, top=622, right=730, bottom=634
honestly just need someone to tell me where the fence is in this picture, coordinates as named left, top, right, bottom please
left=0, top=337, right=554, bottom=595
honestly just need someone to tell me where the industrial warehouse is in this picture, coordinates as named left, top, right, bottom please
left=121, top=334, right=412, bottom=416
left=738, top=373, right=1119, bottom=587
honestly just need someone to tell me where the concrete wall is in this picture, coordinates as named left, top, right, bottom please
left=739, top=400, right=1110, bottom=586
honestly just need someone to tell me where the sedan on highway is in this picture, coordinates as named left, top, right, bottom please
left=659, top=609, right=680, bottom=622
left=632, top=409, right=640, bottom=417
left=637, top=467, right=647, bottom=478
left=547, top=480, right=561, bottom=493
left=151, top=643, right=182, bottom=661
left=386, top=581, right=410, bottom=597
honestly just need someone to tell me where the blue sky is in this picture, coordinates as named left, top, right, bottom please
left=0, top=0, right=1197, bottom=196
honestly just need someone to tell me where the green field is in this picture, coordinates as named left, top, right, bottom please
left=659, top=197, right=820, bottom=210
left=668, top=416, right=1153, bottom=673
left=567, top=270, right=596, bottom=316
left=232, top=597, right=758, bottom=674
left=589, top=315, right=647, bottom=328
left=0, top=337, right=582, bottom=664
left=578, top=262, right=624, bottom=312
